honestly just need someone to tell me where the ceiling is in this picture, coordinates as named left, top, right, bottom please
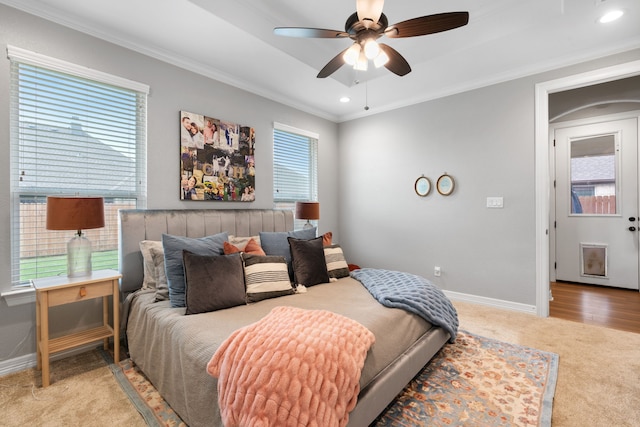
left=3, top=0, right=640, bottom=122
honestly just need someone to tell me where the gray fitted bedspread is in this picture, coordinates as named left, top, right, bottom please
left=126, top=276, right=435, bottom=427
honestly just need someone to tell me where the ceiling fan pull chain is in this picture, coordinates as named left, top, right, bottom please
left=364, top=80, right=370, bottom=111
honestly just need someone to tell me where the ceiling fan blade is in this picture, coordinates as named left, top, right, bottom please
left=378, top=43, right=411, bottom=76
left=317, top=47, right=350, bottom=78
left=357, top=0, right=384, bottom=28
left=385, top=11, right=469, bottom=38
left=274, top=27, right=349, bottom=38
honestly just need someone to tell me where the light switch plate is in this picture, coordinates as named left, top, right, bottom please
left=487, top=197, right=504, bottom=208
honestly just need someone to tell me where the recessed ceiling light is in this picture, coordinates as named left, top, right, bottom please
left=340, top=97, right=351, bottom=103
left=599, top=9, right=624, bottom=23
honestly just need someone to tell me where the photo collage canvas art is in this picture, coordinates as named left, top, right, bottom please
left=180, top=111, right=255, bottom=201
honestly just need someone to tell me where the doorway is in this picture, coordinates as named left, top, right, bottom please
left=553, top=116, right=640, bottom=290
left=534, top=59, right=640, bottom=317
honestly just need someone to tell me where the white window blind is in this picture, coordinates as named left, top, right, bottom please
left=273, top=123, right=318, bottom=229
left=8, top=47, right=148, bottom=287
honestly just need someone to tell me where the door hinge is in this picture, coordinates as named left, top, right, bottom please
left=554, top=220, right=556, bottom=228
left=553, top=139, right=556, bottom=147
left=554, top=262, right=557, bottom=270
left=553, top=180, right=556, bottom=188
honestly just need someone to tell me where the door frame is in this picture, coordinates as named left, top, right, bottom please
left=534, top=59, right=640, bottom=317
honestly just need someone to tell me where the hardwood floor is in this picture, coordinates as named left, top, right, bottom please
left=549, top=281, right=640, bottom=334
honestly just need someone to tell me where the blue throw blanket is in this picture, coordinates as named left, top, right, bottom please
left=351, top=268, right=458, bottom=342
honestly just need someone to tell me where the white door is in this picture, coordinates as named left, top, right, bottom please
left=555, top=117, right=639, bottom=289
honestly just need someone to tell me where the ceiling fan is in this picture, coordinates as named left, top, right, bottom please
left=273, top=0, right=469, bottom=78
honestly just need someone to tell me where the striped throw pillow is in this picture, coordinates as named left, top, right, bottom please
left=324, top=244, right=350, bottom=279
left=242, top=254, right=294, bottom=302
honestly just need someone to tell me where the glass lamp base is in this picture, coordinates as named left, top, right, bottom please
left=67, top=234, right=92, bottom=277
left=302, top=221, right=314, bottom=229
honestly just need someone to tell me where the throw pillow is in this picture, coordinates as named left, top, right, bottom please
left=242, top=254, right=294, bottom=302
left=139, top=240, right=163, bottom=289
left=162, top=232, right=228, bottom=308
left=228, top=235, right=261, bottom=248
left=288, top=236, right=330, bottom=287
left=149, top=245, right=169, bottom=302
left=324, top=244, right=350, bottom=279
left=322, top=231, right=332, bottom=246
left=182, top=251, right=246, bottom=315
left=223, top=238, right=266, bottom=256
left=260, top=227, right=317, bottom=279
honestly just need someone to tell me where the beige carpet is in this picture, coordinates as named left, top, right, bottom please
left=0, top=350, right=145, bottom=427
left=1, top=301, right=638, bottom=426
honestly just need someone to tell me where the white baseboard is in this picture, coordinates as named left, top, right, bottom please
left=443, top=290, right=538, bottom=315
left=0, top=353, right=34, bottom=377
left=0, top=342, right=104, bottom=378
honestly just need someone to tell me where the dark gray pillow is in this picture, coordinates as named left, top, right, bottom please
left=162, top=232, right=228, bottom=308
left=260, top=227, right=317, bottom=279
left=288, top=236, right=330, bottom=287
left=182, top=251, right=246, bottom=315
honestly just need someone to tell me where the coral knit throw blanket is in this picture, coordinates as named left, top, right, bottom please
left=207, top=306, right=376, bottom=427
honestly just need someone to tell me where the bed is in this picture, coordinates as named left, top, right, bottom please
left=119, top=209, right=453, bottom=426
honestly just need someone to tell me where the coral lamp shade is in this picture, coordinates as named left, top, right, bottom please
left=46, top=197, right=105, bottom=231
left=295, top=201, right=320, bottom=220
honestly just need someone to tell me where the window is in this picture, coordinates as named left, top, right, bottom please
left=570, top=134, right=617, bottom=215
left=273, top=123, right=318, bottom=229
left=8, top=46, right=148, bottom=287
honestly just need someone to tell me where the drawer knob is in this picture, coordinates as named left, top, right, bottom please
left=79, top=287, right=87, bottom=297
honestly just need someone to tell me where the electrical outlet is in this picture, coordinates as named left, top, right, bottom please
left=434, top=266, right=441, bottom=277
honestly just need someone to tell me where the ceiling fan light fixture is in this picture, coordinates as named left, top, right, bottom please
left=373, top=49, right=389, bottom=68
left=343, top=43, right=361, bottom=66
left=364, top=39, right=380, bottom=59
left=354, top=51, right=368, bottom=71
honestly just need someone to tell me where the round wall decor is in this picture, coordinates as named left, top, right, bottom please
left=436, top=173, right=455, bottom=196
left=415, top=175, right=432, bottom=197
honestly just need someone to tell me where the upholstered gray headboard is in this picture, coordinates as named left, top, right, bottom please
left=118, top=209, right=294, bottom=294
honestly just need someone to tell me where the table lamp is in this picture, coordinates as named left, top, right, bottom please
left=46, top=196, right=105, bottom=277
left=295, top=201, right=320, bottom=229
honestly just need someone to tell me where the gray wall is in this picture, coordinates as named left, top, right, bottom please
left=337, top=79, right=537, bottom=304
left=0, top=4, right=339, bottom=362
left=337, top=49, right=640, bottom=306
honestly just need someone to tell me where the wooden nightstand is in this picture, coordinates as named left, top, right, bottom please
left=32, top=269, right=122, bottom=387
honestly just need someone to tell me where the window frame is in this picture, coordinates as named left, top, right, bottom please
left=7, top=46, right=149, bottom=289
left=273, top=122, right=319, bottom=229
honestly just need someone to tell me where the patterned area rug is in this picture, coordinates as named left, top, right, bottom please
left=107, top=331, right=558, bottom=427
left=107, top=357, right=186, bottom=427
left=372, top=331, right=558, bottom=426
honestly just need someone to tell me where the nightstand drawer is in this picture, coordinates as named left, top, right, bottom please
left=48, top=281, right=114, bottom=307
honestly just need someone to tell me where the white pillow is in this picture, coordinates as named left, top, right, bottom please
left=228, top=235, right=261, bottom=250
left=139, top=240, right=163, bottom=289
